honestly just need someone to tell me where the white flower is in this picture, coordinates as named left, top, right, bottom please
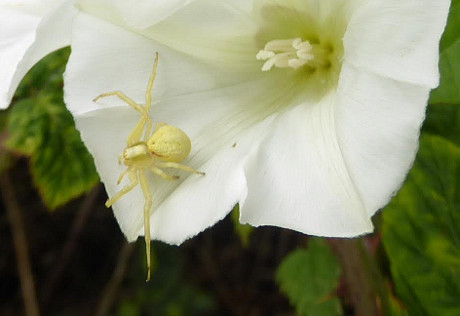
left=0, top=0, right=77, bottom=109
left=2, top=0, right=450, bottom=245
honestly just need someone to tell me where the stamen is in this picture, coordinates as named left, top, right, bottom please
left=256, top=38, right=315, bottom=71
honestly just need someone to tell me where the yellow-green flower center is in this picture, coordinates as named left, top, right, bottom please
left=254, top=1, right=348, bottom=101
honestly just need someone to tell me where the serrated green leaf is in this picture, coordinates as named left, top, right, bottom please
left=276, top=238, right=342, bottom=316
left=422, top=104, right=460, bottom=146
left=7, top=93, right=99, bottom=209
left=383, top=135, right=460, bottom=316
left=6, top=48, right=99, bottom=209
left=231, top=204, right=254, bottom=247
left=430, top=0, right=460, bottom=104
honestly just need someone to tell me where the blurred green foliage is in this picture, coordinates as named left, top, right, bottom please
left=423, top=104, right=460, bottom=146
left=115, top=242, right=217, bottom=316
left=5, top=49, right=99, bottom=209
left=430, top=0, right=460, bottom=104
left=276, top=238, right=342, bottom=316
left=383, top=135, right=460, bottom=316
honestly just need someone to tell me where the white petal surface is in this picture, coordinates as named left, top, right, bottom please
left=0, top=0, right=76, bottom=109
left=241, top=93, right=373, bottom=237
left=114, top=0, right=195, bottom=29
left=64, top=13, right=236, bottom=116
left=65, top=13, right=280, bottom=243
left=137, top=0, right=259, bottom=71
left=335, top=62, right=430, bottom=216
left=344, top=0, right=450, bottom=87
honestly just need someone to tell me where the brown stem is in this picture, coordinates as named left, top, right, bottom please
left=95, top=241, right=136, bottom=316
left=328, top=238, right=379, bottom=316
left=41, top=185, right=102, bottom=308
left=0, top=172, right=41, bottom=316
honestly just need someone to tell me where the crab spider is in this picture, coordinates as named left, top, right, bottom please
left=93, top=53, right=205, bottom=281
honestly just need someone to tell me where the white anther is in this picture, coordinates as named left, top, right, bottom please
left=256, top=38, right=315, bottom=71
left=288, top=58, right=308, bottom=69
left=256, top=50, right=275, bottom=60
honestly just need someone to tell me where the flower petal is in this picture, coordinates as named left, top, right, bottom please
left=241, top=92, right=373, bottom=237
left=76, top=0, right=195, bottom=29
left=335, top=61, right=430, bottom=216
left=135, top=0, right=259, bottom=71
left=0, top=0, right=76, bottom=109
left=65, top=13, right=279, bottom=243
left=344, top=0, right=450, bottom=87
left=114, top=0, right=195, bottom=28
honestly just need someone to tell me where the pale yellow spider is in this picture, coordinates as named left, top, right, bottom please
left=93, top=53, right=204, bottom=281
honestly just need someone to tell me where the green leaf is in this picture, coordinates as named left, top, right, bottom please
left=14, top=48, right=71, bottom=99
left=422, top=104, right=460, bottom=146
left=383, top=135, right=460, bottom=316
left=231, top=204, right=254, bottom=247
left=6, top=92, right=99, bottom=210
left=6, top=98, right=46, bottom=155
left=276, top=238, right=342, bottom=316
left=430, top=0, right=460, bottom=104
left=5, top=48, right=99, bottom=209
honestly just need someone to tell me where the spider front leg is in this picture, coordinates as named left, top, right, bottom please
left=93, top=90, right=149, bottom=117
left=105, top=169, right=138, bottom=207
left=138, top=170, right=153, bottom=281
left=127, top=115, right=152, bottom=146
left=144, top=52, right=159, bottom=114
left=93, top=90, right=153, bottom=145
left=139, top=53, right=160, bottom=141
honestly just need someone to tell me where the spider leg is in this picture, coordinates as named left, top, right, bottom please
left=138, top=170, right=153, bottom=281
left=117, top=168, right=129, bottom=184
left=151, top=166, right=180, bottom=180
left=142, top=53, right=159, bottom=141
left=155, top=161, right=205, bottom=175
left=93, top=91, right=149, bottom=117
left=144, top=52, right=159, bottom=113
left=142, top=116, right=153, bottom=143
left=127, top=116, right=150, bottom=145
left=94, top=90, right=152, bottom=145
left=105, top=170, right=138, bottom=207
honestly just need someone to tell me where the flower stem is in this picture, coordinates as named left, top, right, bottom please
left=41, top=185, right=102, bottom=309
left=95, top=241, right=135, bottom=316
left=1, top=172, right=41, bottom=316
left=328, top=238, right=379, bottom=316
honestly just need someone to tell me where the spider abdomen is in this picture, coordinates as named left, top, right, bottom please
left=147, top=124, right=191, bottom=163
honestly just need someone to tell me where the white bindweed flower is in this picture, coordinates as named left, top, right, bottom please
left=0, top=0, right=77, bottom=109
left=3, top=0, right=450, bottom=245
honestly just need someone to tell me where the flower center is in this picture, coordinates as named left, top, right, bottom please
left=256, top=38, right=331, bottom=72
